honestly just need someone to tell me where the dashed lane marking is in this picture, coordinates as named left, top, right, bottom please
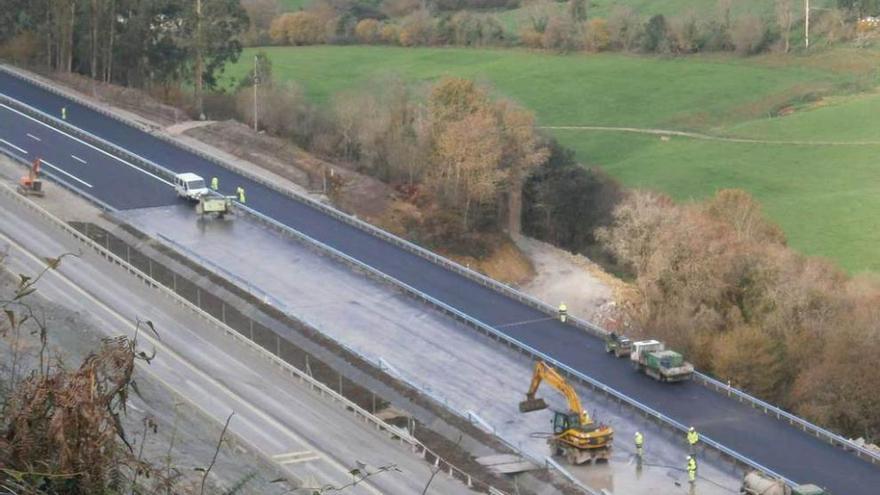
left=26, top=132, right=41, bottom=141
left=71, top=154, right=87, bottom=164
left=0, top=102, right=172, bottom=186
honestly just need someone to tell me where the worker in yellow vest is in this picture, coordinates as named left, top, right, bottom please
left=558, top=303, right=567, bottom=323
left=236, top=186, right=246, bottom=204
left=634, top=431, right=644, bottom=458
left=687, top=426, right=699, bottom=454
left=61, top=106, right=67, bottom=120
left=686, top=455, right=697, bottom=484
left=211, top=177, right=219, bottom=191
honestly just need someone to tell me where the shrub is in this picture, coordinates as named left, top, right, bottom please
left=355, top=18, right=381, bottom=43
left=583, top=18, right=611, bottom=52
left=542, top=16, right=582, bottom=52
left=731, top=15, right=770, bottom=55
left=380, top=23, right=401, bottom=44
left=641, top=14, right=670, bottom=53
left=607, top=6, right=642, bottom=50
left=269, top=12, right=326, bottom=45
left=399, top=10, right=436, bottom=46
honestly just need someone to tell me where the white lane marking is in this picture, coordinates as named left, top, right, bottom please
left=0, top=103, right=172, bottom=186
left=0, top=138, right=27, bottom=154
left=71, top=154, right=87, bottom=164
left=0, top=231, right=382, bottom=495
left=26, top=133, right=41, bottom=141
left=41, top=159, right=93, bottom=188
left=272, top=451, right=322, bottom=465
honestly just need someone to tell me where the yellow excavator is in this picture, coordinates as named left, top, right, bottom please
left=519, top=360, right=614, bottom=464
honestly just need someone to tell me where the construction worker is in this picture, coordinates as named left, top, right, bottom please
left=236, top=186, right=246, bottom=204
left=687, top=426, right=699, bottom=453
left=61, top=106, right=67, bottom=120
left=558, top=302, right=568, bottom=323
left=211, top=177, right=219, bottom=191
left=634, top=431, right=644, bottom=458
left=686, top=455, right=697, bottom=484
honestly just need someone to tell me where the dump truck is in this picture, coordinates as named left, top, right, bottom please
left=519, top=361, right=614, bottom=464
left=630, top=340, right=694, bottom=382
left=741, top=471, right=826, bottom=495
left=195, top=192, right=234, bottom=218
left=604, top=332, right=632, bottom=358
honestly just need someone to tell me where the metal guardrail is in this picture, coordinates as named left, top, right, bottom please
left=0, top=167, right=507, bottom=495
left=2, top=63, right=878, bottom=474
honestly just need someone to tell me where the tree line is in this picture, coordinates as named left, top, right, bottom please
left=255, top=0, right=880, bottom=54
left=0, top=0, right=248, bottom=114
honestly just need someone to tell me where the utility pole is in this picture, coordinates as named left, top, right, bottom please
left=805, top=0, right=810, bottom=49
left=195, top=0, right=204, bottom=119
left=253, top=54, right=259, bottom=132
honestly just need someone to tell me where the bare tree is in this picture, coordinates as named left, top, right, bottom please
left=776, top=0, right=794, bottom=52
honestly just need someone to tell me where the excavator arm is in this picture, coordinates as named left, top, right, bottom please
left=519, top=361, right=589, bottom=425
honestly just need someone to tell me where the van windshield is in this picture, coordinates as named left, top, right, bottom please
left=187, top=179, right=205, bottom=189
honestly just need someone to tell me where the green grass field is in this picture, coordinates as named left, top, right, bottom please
left=278, top=0, right=311, bottom=11
left=223, top=45, right=880, bottom=272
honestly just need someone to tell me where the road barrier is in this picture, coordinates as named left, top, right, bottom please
left=3, top=62, right=878, bottom=479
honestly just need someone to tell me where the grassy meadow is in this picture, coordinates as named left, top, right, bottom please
left=223, top=45, right=880, bottom=272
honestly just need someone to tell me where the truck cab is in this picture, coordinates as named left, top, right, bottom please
left=605, top=333, right=632, bottom=357
left=174, top=172, right=210, bottom=201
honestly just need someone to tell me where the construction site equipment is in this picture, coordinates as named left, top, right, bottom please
left=604, top=332, right=632, bottom=357
left=18, top=158, right=45, bottom=197
left=519, top=360, right=614, bottom=464
left=174, top=172, right=210, bottom=200
left=741, top=471, right=826, bottom=495
left=195, top=192, right=234, bottom=218
left=630, top=340, right=694, bottom=382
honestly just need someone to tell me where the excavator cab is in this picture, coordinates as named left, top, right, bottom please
left=552, top=411, right=579, bottom=434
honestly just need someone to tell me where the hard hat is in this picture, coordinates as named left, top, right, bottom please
left=686, top=455, right=691, bottom=460
left=689, top=426, right=695, bottom=431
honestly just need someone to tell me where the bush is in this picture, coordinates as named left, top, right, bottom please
left=380, top=23, right=401, bottom=44
left=607, top=6, right=642, bottom=50
left=355, top=18, right=381, bottom=43
left=583, top=18, right=611, bottom=52
left=731, top=15, right=770, bottom=55
left=269, top=12, right=327, bottom=45
left=519, top=26, right=545, bottom=48
left=399, top=10, right=436, bottom=46
left=542, top=16, right=582, bottom=51
left=0, top=31, right=39, bottom=64
left=236, top=83, right=318, bottom=147
left=641, top=14, right=670, bottom=53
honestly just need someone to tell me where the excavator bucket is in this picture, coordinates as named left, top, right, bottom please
left=519, top=397, right=548, bottom=413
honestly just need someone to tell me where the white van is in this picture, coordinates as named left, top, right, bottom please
left=173, top=172, right=210, bottom=200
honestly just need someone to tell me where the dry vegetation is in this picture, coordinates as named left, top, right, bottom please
left=598, top=188, right=880, bottom=440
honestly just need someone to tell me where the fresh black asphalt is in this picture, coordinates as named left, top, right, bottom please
left=1, top=71, right=876, bottom=493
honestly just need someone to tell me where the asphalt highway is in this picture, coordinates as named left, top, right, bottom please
left=1, top=70, right=877, bottom=494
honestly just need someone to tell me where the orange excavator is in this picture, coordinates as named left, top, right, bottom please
left=18, top=158, right=44, bottom=197
left=519, top=360, right=614, bottom=464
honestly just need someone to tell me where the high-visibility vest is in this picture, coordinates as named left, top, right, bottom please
left=688, top=430, right=699, bottom=445
left=635, top=433, right=644, bottom=447
left=688, top=458, right=697, bottom=471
